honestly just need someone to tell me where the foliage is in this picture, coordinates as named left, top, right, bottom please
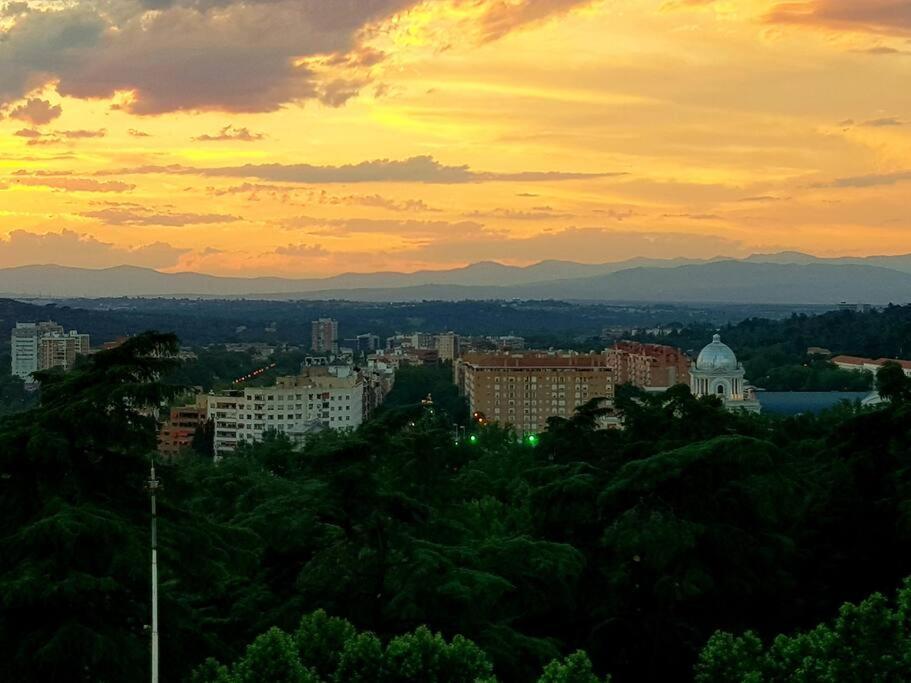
left=7, top=322, right=911, bottom=681
left=696, top=578, right=911, bottom=682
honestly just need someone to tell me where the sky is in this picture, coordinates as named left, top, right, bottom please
left=1, top=0, right=910, bottom=278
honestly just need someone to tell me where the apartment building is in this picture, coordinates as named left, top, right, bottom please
left=208, top=367, right=369, bottom=455
left=454, top=351, right=614, bottom=435
left=158, top=397, right=208, bottom=459
left=311, top=318, right=339, bottom=353
left=606, top=341, right=690, bottom=390
left=436, top=332, right=460, bottom=362
left=11, top=322, right=89, bottom=380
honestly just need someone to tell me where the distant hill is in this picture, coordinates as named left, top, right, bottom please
left=2, top=253, right=911, bottom=303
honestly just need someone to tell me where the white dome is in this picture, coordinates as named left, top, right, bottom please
left=696, top=334, right=738, bottom=371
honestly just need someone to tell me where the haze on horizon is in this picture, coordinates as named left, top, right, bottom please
left=1, top=0, right=910, bottom=279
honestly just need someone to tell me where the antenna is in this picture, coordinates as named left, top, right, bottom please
left=148, top=454, right=161, bottom=683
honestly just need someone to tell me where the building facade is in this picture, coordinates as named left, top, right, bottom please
left=11, top=321, right=88, bottom=380
left=833, top=355, right=911, bottom=378
left=606, top=341, right=690, bottom=389
left=436, top=332, right=460, bottom=362
left=454, top=351, right=614, bottom=435
left=690, top=334, right=761, bottom=413
left=310, top=318, right=339, bottom=353
left=208, top=367, right=371, bottom=456
left=157, top=397, right=208, bottom=459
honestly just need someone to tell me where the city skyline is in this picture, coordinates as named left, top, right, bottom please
left=2, top=0, right=910, bottom=277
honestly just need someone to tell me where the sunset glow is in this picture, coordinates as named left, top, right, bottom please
left=1, top=0, right=910, bottom=276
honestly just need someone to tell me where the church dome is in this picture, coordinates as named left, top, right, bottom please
left=696, top=334, right=738, bottom=371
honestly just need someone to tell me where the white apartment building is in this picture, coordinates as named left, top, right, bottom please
left=11, top=321, right=88, bottom=380
left=209, top=368, right=366, bottom=456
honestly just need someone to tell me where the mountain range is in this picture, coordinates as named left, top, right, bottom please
left=2, top=252, right=911, bottom=304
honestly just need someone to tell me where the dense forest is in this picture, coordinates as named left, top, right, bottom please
left=3, top=334, right=911, bottom=680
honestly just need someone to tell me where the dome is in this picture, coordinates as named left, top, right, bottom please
left=695, top=334, right=738, bottom=371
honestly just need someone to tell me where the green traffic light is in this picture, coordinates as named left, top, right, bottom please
left=526, top=434, right=539, bottom=446
left=468, top=434, right=479, bottom=444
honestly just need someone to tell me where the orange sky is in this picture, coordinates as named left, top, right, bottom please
left=1, top=0, right=910, bottom=277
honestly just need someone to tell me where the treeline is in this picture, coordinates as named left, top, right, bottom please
left=4, top=339, right=911, bottom=681
left=636, top=304, right=911, bottom=391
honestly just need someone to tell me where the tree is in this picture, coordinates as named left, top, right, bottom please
left=877, top=361, right=911, bottom=403
left=538, top=651, right=610, bottom=683
left=696, top=577, right=911, bottom=682
left=0, top=332, right=181, bottom=681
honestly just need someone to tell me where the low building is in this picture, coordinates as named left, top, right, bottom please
left=833, top=355, right=911, bottom=378
left=690, top=335, right=761, bottom=413
left=454, top=351, right=614, bottom=435
left=158, top=397, right=208, bottom=459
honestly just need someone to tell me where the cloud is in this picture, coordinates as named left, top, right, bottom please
left=0, top=229, right=187, bottom=269
left=0, top=1, right=419, bottom=114
left=80, top=207, right=240, bottom=226
left=100, top=155, right=622, bottom=184
left=282, top=216, right=494, bottom=239
left=7, top=97, right=62, bottom=125
left=312, top=191, right=438, bottom=212
left=812, top=170, right=911, bottom=188
left=766, top=1, right=911, bottom=35
left=273, top=243, right=330, bottom=258
left=400, top=226, right=745, bottom=263
left=861, top=117, right=904, bottom=126
left=853, top=45, right=911, bottom=55
left=193, top=125, right=265, bottom=142
left=737, top=195, right=789, bottom=203
left=128, top=128, right=151, bottom=137
left=464, top=208, right=573, bottom=220
left=12, top=126, right=105, bottom=145
left=662, top=213, right=724, bottom=220
left=477, top=0, right=597, bottom=42
left=11, top=177, right=135, bottom=192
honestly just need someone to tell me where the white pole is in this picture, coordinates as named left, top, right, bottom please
left=149, top=458, right=160, bottom=683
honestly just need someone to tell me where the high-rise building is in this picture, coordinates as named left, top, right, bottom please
left=454, top=351, right=614, bottom=435
left=11, top=321, right=87, bottom=380
left=311, top=318, right=339, bottom=353
left=436, top=332, right=460, bottom=361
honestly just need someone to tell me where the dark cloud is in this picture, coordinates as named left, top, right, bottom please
left=0, top=229, right=187, bottom=268
left=80, top=207, right=240, bottom=226
left=7, top=97, right=62, bottom=125
left=12, top=177, right=135, bottom=192
left=129, top=128, right=152, bottom=137
left=193, top=125, right=265, bottom=142
left=0, top=1, right=417, bottom=113
left=766, top=1, right=911, bottom=35
left=98, top=155, right=622, bottom=184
